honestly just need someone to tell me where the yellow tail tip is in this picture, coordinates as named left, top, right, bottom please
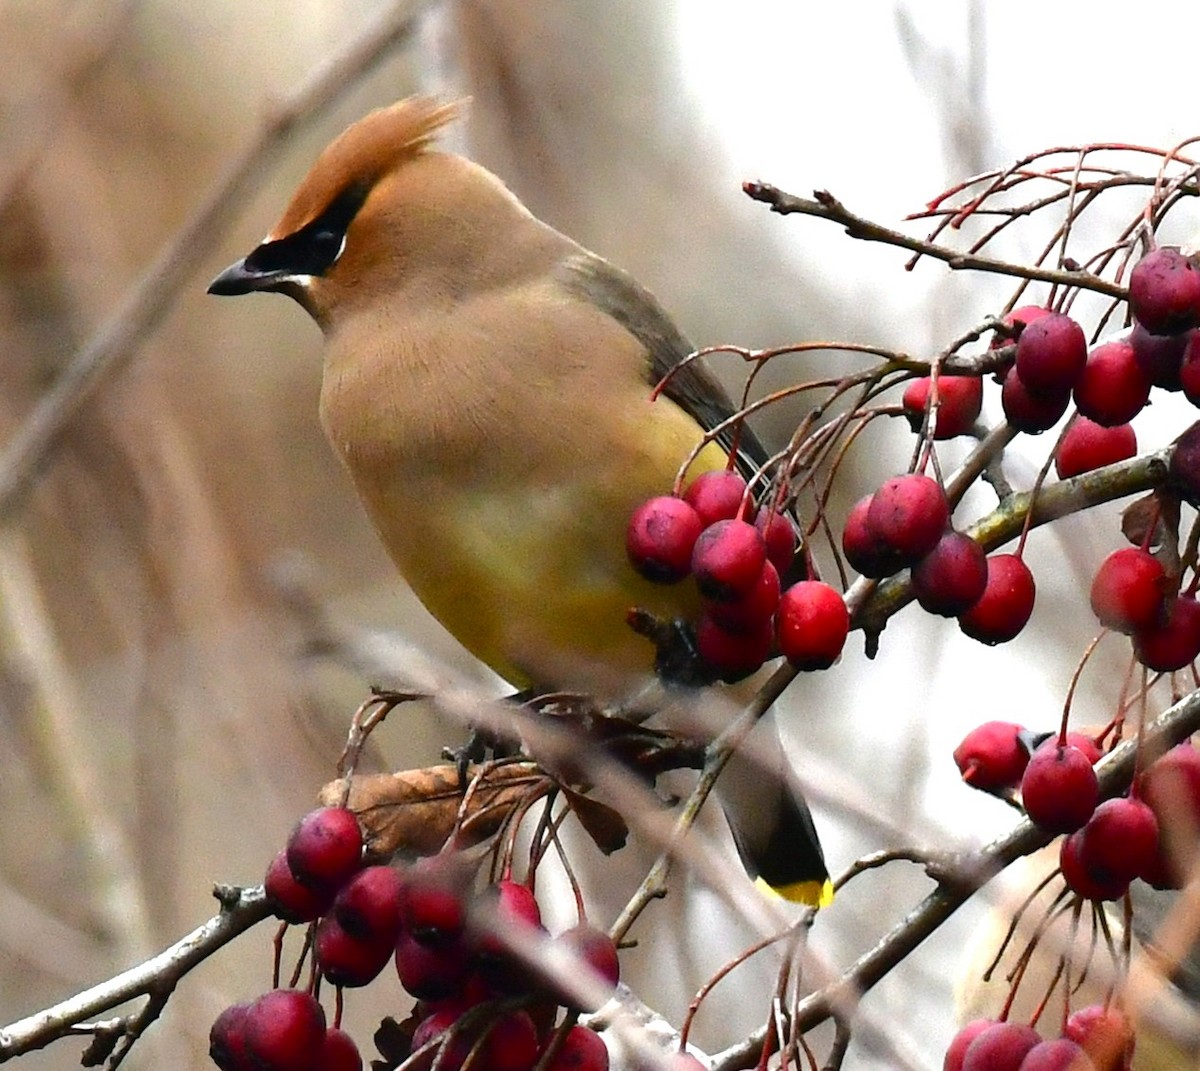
left=755, top=876, right=834, bottom=908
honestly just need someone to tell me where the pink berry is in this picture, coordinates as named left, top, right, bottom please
left=945, top=1020, right=997, bottom=1071
left=1129, top=247, right=1200, bottom=336
left=958, top=554, right=1036, bottom=646
left=1073, top=341, right=1151, bottom=426
left=866, top=474, right=950, bottom=564
left=1017, top=1038, right=1095, bottom=1071
left=1065, top=1004, right=1133, bottom=1071
left=626, top=496, right=703, bottom=583
left=243, top=990, right=327, bottom=1071
left=684, top=470, right=750, bottom=527
left=691, top=519, right=767, bottom=601
left=286, top=807, right=363, bottom=892
left=1131, top=321, right=1188, bottom=390
left=961, top=1022, right=1041, bottom=1071
left=694, top=613, right=773, bottom=682
left=265, top=849, right=334, bottom=924
left=1021, top=742, right=1099, bottom=834
left=1089, top=547, right=1167, bottom=634
left=705, top=561, right=781, bottom=633
left=1001, top=369, right=1071, bottom=434
left=1077, top=796, right=1159, bottom=885
left=911, top=530, right=988, bottom=617
left=1015, top=312, right=1087, bottom=396
left=552, top=923, right=620, bottom=1011
left=902, top=375, right=985, bottom=439
left=775, top=580, right=850, bottom=671
left=954, top=721, right=1029, bottom=792
left=1055, top=419, right=1137, bottom=479
left=1133, top=594, right=1200, bottom=672
left=1060, top=830, right=1129, bottom=902
left=843, top=494, right=904, bottom=578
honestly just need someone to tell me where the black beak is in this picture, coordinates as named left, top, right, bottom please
left=207, top=257, right=289, bottom=296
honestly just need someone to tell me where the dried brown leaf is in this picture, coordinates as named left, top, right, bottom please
left=561, top=786, right=628, bottom=855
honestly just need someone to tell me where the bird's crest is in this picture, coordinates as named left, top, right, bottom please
left=269, top=97, right=465, bottom=240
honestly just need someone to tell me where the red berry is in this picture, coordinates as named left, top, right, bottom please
left=1129, top=247, right=1200, bottom=336
left=471, top=878, right=542, bottom=958
left=287, top=807, right=363, bottom=893
left=684, top=470, right=750, bottom=527
left=243, top=990, right=327, bottom=1071
left=483, top=1012, right=540, bottom=1071
left=775, top=581, right=849, bottom=671
left=902, top=375, right=984, bottom=439
left=333, top=865, right=404, bottom=945
left=554, top=923, right=621, bottom=1011
left=1060, top=830, right=1129, bottom=902
left=958, top=554, right=1036, bottom=645
left=1133, top=595, right=1200, bottom=671
left=1065, top=1004, right=1134, bottom=1071
left=210, top=1003, right=252, bottom=1071
left=1130, top=321, right=1187, bottom=391
left=317, top=1029, right=362, bottom=1071
left=961, top=1022, right=1041, bottom=1071
left=1017, top=1038, right=1095, bottom=1071
left=705, top=561, right=781, bottom=633
left=842, top=494, right=904, bottom=578
left=316, top=915, right=393, bottom=987
left=1077, top=796, right=1158, bottom=885
left=265, top=849, right=334, bottom=924
left=1169, top=420, right=1200, bottom=505
left=954, top=721, right=1029, bottom=792
left=691, top=519, right=767, bottom=601
left=945, top=1020, right=997, bottom=1071
left=1182, top=333, right=1200, bottom=407
left=1001, top=370, right=1071, bottom=434
left=1015, top=312, right=1087, bottom=396
left=991, top=305, right=1051, bottom=352
left=1062, top=731, right=1103, bottom=766
left=545, top=1026, right=609, bottom=1071
left=1139, top=743, right=1200, bottom=888
left=1073, top=341, right=1151, bottom=426
left=911, top=530, right=988, bottom=617
left=411, top=1009, right=471, bottom=1071
left=866, top=474, right=950, bottom=564
left=626, top=496, right=703, bottom=583
left=395, top=930, right=471, bottom=1001
left=403, top=857, right=468, bottom=944
left=1089, top=548, right=1167, bottom=634
left=1055, top=418, right=1137, bottom=479
left=694, top=613, right=773, bottom=682
left=756, top=508, right=798, bottom=577
left=1021, top=743, right=1099, bottom=834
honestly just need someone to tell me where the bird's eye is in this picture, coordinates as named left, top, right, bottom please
left=245, top=184, right=368, bottom=279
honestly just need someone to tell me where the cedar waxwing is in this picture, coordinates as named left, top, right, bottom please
left=209, top=97, right=829, bottom=906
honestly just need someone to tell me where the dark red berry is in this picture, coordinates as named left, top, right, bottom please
left=1055, top=419, right=1137, bottom=479
left=954, top=721, right=1030, bottom=792
left=544, top=1026, right=609, bottom=1071
left=210, top=1003, right=252, bottom=1071
left=705, top=561, right=780, bottom=633
left=1021, top=742, right=1099, bottom=833
left=692, top=519, right=767, bottom=601
left=684, top=470, right=750, bottom=527
left=695, top=613, right=773, bottom=682
left=1133, top=595, right=1200, bottom=671
left=775, top=580, right=849, bottom=671
left=316, top=915, right=393, bottom=987
left=317, top=1029, right=362, bottom=1071
left=911, top=530, right=988, bottom=617
left=1089, top=548, right=1167, bottom=634
left=902, top=375, right=984, bottom=439
left=1131, top=321, right=1188, bottom=390
left=411, top=1009, right=471, bottom=1071
left=1073, top=341, right=1151, bottom=426
left=1001, top=370, right=1071, bottom=434
left=1017, top=1038, right=1095, bottom=1071
left=958, top=554, right=1036, bottom=645
left=286, top=807, right=363, bottom=892
left=866, top=474, right=950, bottom=564
left=265, top=849, right=334, bottom=924
left=554, top=923, right=620, bottom=1011
left=1077, top=796, right=1158, bottom=885
left=1182, top=333, right=1200, bottom=406
left=961, top=1022, right=1041, bottom=1071
left=1169, top=420, right=1200, bottom=505
left=483, top=1012, right=540, bottom=1071
left=403, top=857, right=469, bottom=945
left=333, top=865, right=404, bottom=945
left=1015, top=312, right=1087, bottom=396
left=626, top=496, right=703, bottom=583
left=1129, top=247, right=1200, bottom=336
left=756, top=508, right=798, bottom=577
left=843, top=494, right=904, bottom=578
left=395, top=930, right=471, bottom=1001
left=1060, top=830, right=1129, bottom=902
left=1065, top=1004, right=1133, bottom=1071
left=243, top=990, right=327, bottom=1071
left=944, top=1020, right=997, bottom=1071
left=991, top=305, right=1051, bottom=352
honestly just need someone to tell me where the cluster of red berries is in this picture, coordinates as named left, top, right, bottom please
left=954, top=721, right=1200, bottom=901
left=944, top=1005, right=1133, bottom=1071
left=626, top=470, right=849, bottom=680
left=211, top=807, right=620, bottom=1071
